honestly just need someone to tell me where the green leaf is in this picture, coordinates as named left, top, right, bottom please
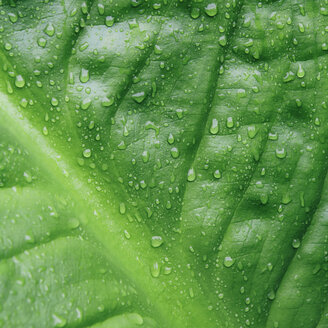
left=0, top=0, right=327, bottom=327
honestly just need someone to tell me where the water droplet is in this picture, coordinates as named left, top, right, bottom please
left=132, top=91, right=146, bottom=103
left=124, top=230, right=131, bottom=239
left=210, top=118, right=219, bottom=134
left=142, top=150, right=149, bottom=163
left=205, top=3, right=217, bottom=17
left=154, top=45, right=162, bottom=55
left=282, top=193, right=291, bottom=205
left=213, top=169, right=221, bottom=179
left=275, top=148, right=286, bottom=159
left=297, top=64, right=305, bottom=78
left=187, top=168, right=196, bottom=182
left=98, top=3, right=105, bottom=15
left=247, top=125, right=257, bottom=139
left=105, top=16, right=114, bottom=27
left=42, top=126, right=49, bottom=136
left=167, top=133, right=175, bottom=144
left=223, top=256, right=234, bottom=268
left=8, top=13, right=18, bottom=23
left=83, top=149, right=91, bottom=158
left=52, top=314, right=67, bottom=327
left=119, top=203, right=126, bottom=214
left=191, top=7, right=200, bottom=19
left=37, top=37, right=47, bottom=48
left=101, top=96, right=114, bottom=107
left=283, top=71, right=295, bottom=83
left=226, top=117, right=234, bottom=128
left=219, top=35, right=227, bottom=47
left=81, top=97, right=91, bottom=110
left=267, top=290, right=276, bottom=300
left=44, top=23, right=55, bottom=36
left=170, top=147, right=179, bottom=159
left=51, top=97, right=59, bottom=106
left=23, top=172, right=32, bottom=183
left=260, top=193, right=268, bottom=205
left=15, top=75, right=25, bottom=88
left=267, top=262, right=273, bottom=271
left=80, top=68, right=89, bottom=83
left=150, top=262, right=160, bottom=278
left=4, top=42, right=12, bottom=51
left=151, top=236, right=163, bottom=248
left=292, top=238, right=301, bottom=249
left=298, top=23, right=305, bottom=33
left=118, top=141, right=126, bottom=150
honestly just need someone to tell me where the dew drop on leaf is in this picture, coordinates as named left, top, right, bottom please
left=205, top=3, right=218, bottom=17
left=151, top=236, right=163, bottom=248
left=82, top=149, right=91, bottom=158
left=210, top=118, right=219, bottom=134
left=223, top=256, right=234, bottom=268
left=150, top=262, right=160, bottom=278
left=187, top=168, right=196, bottom=182
left=292, top=239, right=301, bottom=249
left=15, top=75, right=25, bottom=88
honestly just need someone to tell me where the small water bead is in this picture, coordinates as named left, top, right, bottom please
left=52, top=314, right=67, bottom=328
left=132, top=91, right=146, bottom=103
left=292, top=238, right=301, bottom=249
left=219, top=35, right=227, bottom=47
left=119, top=203, right=126, bottom=214
left=297, top=64, right=305, bottom=78
left=37, top=37, right=47, bottom=48
left=8, top=12, right=18, bottom=23
left=118, top=141, right=126, bottom=150
left=213, top=169, right=221, bottom=179
left=260, top=193, right=268, bottom=205
left=223, top=256, right=234, bottom=268
left=267, top=262, right=273, bottom=271
left=267, top=290, right=276, bottom=300
left=142, top=150, right=149, bottom=163
left=150, top=262, right=160, bottom=278
left=42, top=126, right=49, bottom=136
left=170, top=147, right=179, bottom=159
left=153, top=3, right=161, bottom=9
left=247, top=125, right=257, bottom=139
left=226, top=117, right=234, bottom=128
left=151, top=236, right=163, bottom=248
left=51, top=97, right=59, bottom=106
left=80, top=68, right=89, bottom=83
left=205, top=3, right=217, bottom=17
left=97, top=3, right=105, bottom=15
left=275, top=148, right=286, bottom=159
left=105, top=16, right=114, bottom=27
left=282, top=193, right=292, bottom=205
left=23, top=171, right=32, bottom=183
left=4, top=42, right=12, bottom=51
left=154, top=45, right=163, bottom=55
left=83, top=149, right=92, bottom=158
left=298, top=23, right=305, bottom=33
left=81, top=97, right=91, bottom=110
left=187, top=168, right=196, bottom=182
left=15, top=75, right=25, bottom=88
left=283, top=71, right=295, bottom=83
left=128, top=18, right=139, bottom=29
left=44, top=23, right=55, bottom=36
left=191, top=7, right=200, bottom=19
left=210, top=118, right=219, bottom=134
left=101, top=96, right=114, bottom=107
left=167, top=133, right=175, bottom=144
left=124, top=230, right=131, bottom=239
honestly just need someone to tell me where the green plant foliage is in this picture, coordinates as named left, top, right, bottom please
left=0, top=0, right=327, bottom=327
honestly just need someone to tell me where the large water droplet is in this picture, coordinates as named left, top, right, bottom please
left=151, top=236, right=163, bottom=248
